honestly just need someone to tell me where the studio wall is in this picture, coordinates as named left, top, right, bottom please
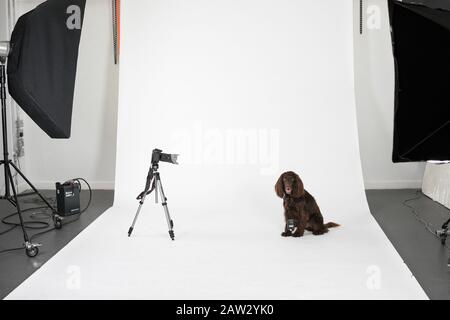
left=14, top=0, right=119, bottom=189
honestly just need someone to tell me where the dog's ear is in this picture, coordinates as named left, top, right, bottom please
left=292, top=173, right=305, bottom=198
left=275, top=174, right=284, bottom=198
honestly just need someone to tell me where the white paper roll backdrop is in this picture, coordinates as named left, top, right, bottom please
left=423, top=163, right=450, bottom=209
left=6, top=0, right=426, bottom=299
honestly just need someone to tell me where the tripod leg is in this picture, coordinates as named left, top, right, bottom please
left=155, top=176, right=175, bottom=240
left=128, top=191, right=148, bottom=237
left=155, top=179, right=158, bottom=204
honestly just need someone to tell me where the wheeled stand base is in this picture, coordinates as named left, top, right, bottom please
left=1, top=63, right=60, bottom=257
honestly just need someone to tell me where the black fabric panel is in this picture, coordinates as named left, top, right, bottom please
left=402, top=0, right=450, bottom=11
left=389, top=1, right=450, bottom=162
left=7, top=0, right=86, bottom=138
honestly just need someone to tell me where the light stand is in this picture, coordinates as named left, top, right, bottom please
left=0, top=41, right=62, bottom=257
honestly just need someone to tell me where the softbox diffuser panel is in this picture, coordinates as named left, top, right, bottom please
left=7, top=0, right=86, bottom=138
left=389, top=1, right=450, bottom=162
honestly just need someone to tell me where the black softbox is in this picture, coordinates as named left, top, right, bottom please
left=7, top=0, right=86, bottom=138
left=389, top=0, right=450, bottom=162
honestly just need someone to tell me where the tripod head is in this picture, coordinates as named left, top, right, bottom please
left=136, top=149, right=179, bottom=201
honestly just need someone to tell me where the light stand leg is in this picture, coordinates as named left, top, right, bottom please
left=9, top=161, right=55, bottom=209
left=155, top=174, right=175, bottom=240
left=6, top=162, right=40, bottom=257
left=5, top=164, right=28, bottom=241
left=8, top=161, right=61, bottom=228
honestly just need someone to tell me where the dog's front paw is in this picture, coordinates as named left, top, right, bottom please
left=281, top=231, right=291, bottom=237
left=291, top=232, right=303, bottom=238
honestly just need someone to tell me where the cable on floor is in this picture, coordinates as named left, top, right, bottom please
left=0, top=177, right=92, bottom=255
left=403, top=190, right=450, bottom=251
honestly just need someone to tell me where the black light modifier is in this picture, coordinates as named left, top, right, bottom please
left=7, top=0, right=86, bottom=138
left=389, top=0, right=450, bottom=162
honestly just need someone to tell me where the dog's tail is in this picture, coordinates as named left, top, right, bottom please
left=325, top=222, right=340, bottom=228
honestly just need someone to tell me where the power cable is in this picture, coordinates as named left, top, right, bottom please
left=0, top=177, right=93, bottom=255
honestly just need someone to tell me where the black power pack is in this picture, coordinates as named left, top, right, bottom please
left=56, top=181, right=81, bottom=216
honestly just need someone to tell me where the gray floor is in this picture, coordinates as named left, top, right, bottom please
left=367, top=189, right=449, bottom=300
left=0, top=190, right=114, bottom=299
left=0, top=189, right=449, bottom=299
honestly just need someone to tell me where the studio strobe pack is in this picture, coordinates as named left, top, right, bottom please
left=56, top=181, right=81, bottom=216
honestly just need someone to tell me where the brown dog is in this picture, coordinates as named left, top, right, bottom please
left=275, top=171, right=339, bottom=237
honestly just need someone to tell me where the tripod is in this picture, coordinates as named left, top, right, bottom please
left=1, top=61, right=61, bottom=257
left=128, top=162, right=175, bottom=240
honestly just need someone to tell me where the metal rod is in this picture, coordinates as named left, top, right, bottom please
left=1, top=64, right=10, bottom=198
left=360, top=0, right=363, bottom=35
left=155, top=174, right=158, bottom=204
left=128, top=191, right=148, bottom=237
left=112, top=0, right=118, bottom=64
left=156, top=174, right=174, bottom=240
left=5, top=162, right=29, bottom=242
left=9, top=160, right=56, bottom=212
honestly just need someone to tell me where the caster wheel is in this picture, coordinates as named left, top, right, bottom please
left=54, top=217, right=63, bottom=229
left=26, top=246, right=39, bottom=258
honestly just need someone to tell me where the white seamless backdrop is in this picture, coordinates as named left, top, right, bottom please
left=7, top=0, right=426, bottom=299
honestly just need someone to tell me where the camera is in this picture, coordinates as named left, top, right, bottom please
left=151, top=149, right=179, bottom=165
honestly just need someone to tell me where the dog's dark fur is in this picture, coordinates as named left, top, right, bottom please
left=275, top=171, right=339, bottom=237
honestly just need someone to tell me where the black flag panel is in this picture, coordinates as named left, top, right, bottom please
left=389, top=0, right=450, bottom=162
left=7, top=0, right=86, bottom=138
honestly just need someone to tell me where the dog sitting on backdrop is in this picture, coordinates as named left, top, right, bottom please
left=275, top=171, right=339, bottom=237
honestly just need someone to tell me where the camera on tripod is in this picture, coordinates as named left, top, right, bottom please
left=128, top=148, right=179, bottom=240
